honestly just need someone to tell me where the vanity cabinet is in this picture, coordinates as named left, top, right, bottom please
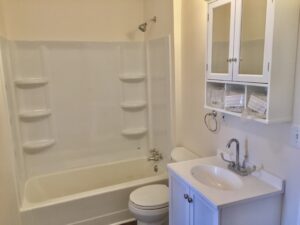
left=205, top=0, right=299, bottom=123
left=169, top=174, right=218, bottom=225
left=169, top=172, right=282, bottom=225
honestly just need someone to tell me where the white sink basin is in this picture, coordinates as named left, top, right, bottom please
left=191, top=165, right=243, bottom=191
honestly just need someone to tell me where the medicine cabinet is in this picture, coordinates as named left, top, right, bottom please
left=205, top=0, right=299, bottom=123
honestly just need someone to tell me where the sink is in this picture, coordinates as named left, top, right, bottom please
left=191, top=165, right=243, bottom=191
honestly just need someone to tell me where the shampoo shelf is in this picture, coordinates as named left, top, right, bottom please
left=19, top=109, right=51, bottom=120
left=121, top=101, right=146, bottom=110
left=121, top=127, right=147, bottom=137
left=119, top=74, right=146, bottom=82
left=14, top=78, right=48, bottom=88
left=23, top=139, right=55, bottom=154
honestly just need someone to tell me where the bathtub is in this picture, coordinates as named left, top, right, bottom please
left=20, top=158, right=168, bottom=225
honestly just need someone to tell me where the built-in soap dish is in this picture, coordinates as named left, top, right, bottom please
left=121, top=127, right=147, bottom=137
left=121, top=101, right=146, bottom=110
left=19, top=109, right=51, bottom=120
left=23, top=139, right=55, bottom=154
left=119, top=74, right=146, bottom=82
left=14, top=78, right=48, bottom=88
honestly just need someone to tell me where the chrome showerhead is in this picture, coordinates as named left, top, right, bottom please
left=138, top=16, right=157, bottom=33
left=138, top=22, right=147, bottom=32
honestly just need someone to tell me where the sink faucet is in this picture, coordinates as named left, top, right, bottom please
left=147, top=148, right=163, bottom=162
left=221, top=138, right=256, bottom=176
left=226, top=138, right=240, bottom=170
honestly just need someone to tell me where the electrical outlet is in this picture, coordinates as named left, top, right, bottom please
left=291, top=125, right=300, bottom=149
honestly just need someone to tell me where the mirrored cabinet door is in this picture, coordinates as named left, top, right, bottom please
left=233, top=0, right=272, bottom=83
left=207, top=0, right=235, bottom=81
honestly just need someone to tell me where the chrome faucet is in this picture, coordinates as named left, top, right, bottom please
left=147, top=148, right=163, bottom=162
left=221, top=138, right=256, bottom=176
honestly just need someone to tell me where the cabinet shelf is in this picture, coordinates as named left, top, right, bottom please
left=23, top=139, right=55, bottom=154
left=119, top=74, right=146, bottom=82
left=14, top=78, right=48, bottom=88
left=19, top=109, right=51, bottom=120
left=205, top=105, right=268, bottom=124
left=121, top=127, right=147, bottom=137
left=121, top=101, right=147, bottom=110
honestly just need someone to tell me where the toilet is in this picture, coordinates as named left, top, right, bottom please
left=128, top=147, right=198, bottom=225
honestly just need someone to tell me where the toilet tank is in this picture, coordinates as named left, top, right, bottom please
left=171, top=147, right=199, bottom=162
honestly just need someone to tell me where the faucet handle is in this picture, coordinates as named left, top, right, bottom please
left=220, top=153, right=235, bottom=166
left=150, top=148, right=157, bottom=153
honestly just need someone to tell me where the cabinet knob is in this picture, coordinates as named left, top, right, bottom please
left=227, top=58, right=232, bottom=62
left=184, top=194, right=189, bottom=199
left=188, top=197, right=193, bottom=203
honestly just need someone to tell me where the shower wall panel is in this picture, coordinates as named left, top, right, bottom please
left=7, top=41, right=148, bottom=177
left=147, top=37, right=172, bottom=163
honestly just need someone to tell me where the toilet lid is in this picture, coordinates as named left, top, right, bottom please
left=130, top=184, right=169, bottom=209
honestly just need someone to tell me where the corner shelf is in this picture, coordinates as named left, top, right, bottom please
left=119, top=74, right=146, bottom=82
left=121, top=101, right=147, bottom=110
left=23, top=139, right=56, bottom=154
left=14, top=78, right=48, bottom=88
left=19, top=109, right=51, bottom=120
left=121, top=127, right=147, bottom=137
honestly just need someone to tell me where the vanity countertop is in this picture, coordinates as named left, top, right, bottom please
left=168, top=156, right=284, bottom=208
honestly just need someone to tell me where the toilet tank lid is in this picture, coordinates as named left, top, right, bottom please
left=171, top=147, right=199, bottom=162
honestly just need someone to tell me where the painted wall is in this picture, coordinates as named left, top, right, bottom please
left=178, top=0, right=300, bottom=225
left=144, top=0, right=173, bottom=41
left=179, top=0, right=215, bottom=156
left=1, top=0, right=144, bottom=42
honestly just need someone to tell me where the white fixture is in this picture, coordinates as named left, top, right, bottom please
left=190, top=164, right=243, bottom=191
left=19, top=109, right=51, bottom=120
left=121, top=127, right=147, bottom=137
left=23, top=139, right=56, bottom=154
left=205, top=0, right=299, bottom=123
left=171, top=147, right=199, bottom=162
left=129, top=147, right=198, bottom=224
left=119, top=74, right=146, bottom=82
left=129, top=184, right=169, bottom=225
left=121, top=101, right=147, bottom=110
left=14, top=78, right=48, bottom=88
left=168, top=156, right=284, bottom=225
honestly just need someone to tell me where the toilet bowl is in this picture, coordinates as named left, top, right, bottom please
left=129, top=184, right=169, bottom=225
left=128, top=147, right=199, bottom=225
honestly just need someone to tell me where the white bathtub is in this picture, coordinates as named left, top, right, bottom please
left=20, top=158, right=168, bottom=225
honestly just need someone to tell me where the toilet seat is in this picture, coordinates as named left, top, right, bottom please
left=129, top=184, right=169, bottom=210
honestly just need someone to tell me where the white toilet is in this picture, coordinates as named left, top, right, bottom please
left=128, top=147, right=198, bottom=225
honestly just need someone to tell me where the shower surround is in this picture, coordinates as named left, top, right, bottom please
left=2, top=36, right=172, bottom=225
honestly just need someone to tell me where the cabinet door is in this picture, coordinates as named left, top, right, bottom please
left=232, top=0, right=273, bottom=83
left=190, top=190, right=219, bottom=225
left=169, top=175, right=190, bottom=225
left=207, top=0, right=236, bottom=81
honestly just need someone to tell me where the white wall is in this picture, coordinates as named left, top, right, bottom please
left=1, top=0, right=144, bottom=42
left=179, top=0, right=215, bottom=156
left=178, top=0, right=300, bottom=224
left=144, top=0, right=173, bottom=41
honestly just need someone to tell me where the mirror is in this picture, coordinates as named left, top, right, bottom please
left=239, top=0, right=267, bottom=75
left=211, top=3, right=231, bottom=74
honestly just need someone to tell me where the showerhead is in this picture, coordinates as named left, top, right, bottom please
left=138, top=16, right=157, bottom=33
left=138, top=22, right=147, bottom=32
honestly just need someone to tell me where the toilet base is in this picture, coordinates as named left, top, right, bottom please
left=137, top=218, right=168, bottom=225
